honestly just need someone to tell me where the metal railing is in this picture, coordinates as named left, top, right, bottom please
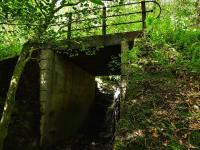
left=59, top=1, right=161, bottom=39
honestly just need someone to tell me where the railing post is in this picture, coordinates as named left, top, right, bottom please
left=102, top=6, right=107, bottom=36
left=67, top=13, right=72, bottom=40
left=141, top=1, right=146, bottom=31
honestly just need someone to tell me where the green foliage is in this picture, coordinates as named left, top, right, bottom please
left=189, top=131, right=200, bottom=147
left=167, top=139, right=186, bottom=150
left=0, top=0, right=107, bottom=59
left=0, top=43, right=21, bottom=60
left=89, top=0, right=103, bottom=5
left=146, top=1, right=200, bottom=74
left=115, top=1, right=200, bottom=150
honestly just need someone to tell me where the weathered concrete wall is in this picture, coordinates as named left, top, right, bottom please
left=40, top=50, right=95, bottom=148
left=39, top=50, right=54, bottom=147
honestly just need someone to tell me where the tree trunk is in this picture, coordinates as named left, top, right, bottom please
left=0, top=41, right=33, bottom=150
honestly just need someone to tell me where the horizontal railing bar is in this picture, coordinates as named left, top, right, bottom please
left=106, top=10, right=153, bottom=18
left=71, top=25, right=102, bottom=31
left=51, top=9, right=153, bottom=26
left=63, top=0, right=160, bottom=16
left=71, top=11, right=142, bottom=24
left=64, top=2, right=142, bottom=15
left=0, top=1, right=161, bottom=39
left=108, top=20, right=142, bottom=27
left=71, top=17, right=100, bottom=24
left=69, top=20, right=142, bottom=32
left=108, top=1, right=141, bottom=8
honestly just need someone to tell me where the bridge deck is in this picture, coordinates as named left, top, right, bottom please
left=64, top=31, right=142, bottom=49
left=59, top=31, right=142, bottom=76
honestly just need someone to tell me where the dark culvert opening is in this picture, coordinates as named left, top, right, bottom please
left=69, top=84, right=116, bottom=150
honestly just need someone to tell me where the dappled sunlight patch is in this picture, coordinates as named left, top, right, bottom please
left=189, top=119, right=200, bottom=130
left=153, top=110, right=169, bottom=118
left=10, top=78, right=17, bottom=86
left=3, top=103, right=8, bottom=112
left=149, top=127, right=159, bottom=138
left=126, top=99, right=137, bottom=106
left=186, top=91, right=200, bottom=98
left=41, top=73, right=47, bottom=85
left=126, top=129, right=145, bottom=141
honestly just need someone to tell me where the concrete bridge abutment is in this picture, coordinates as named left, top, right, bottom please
left=40, top=50, right=95, bottom=148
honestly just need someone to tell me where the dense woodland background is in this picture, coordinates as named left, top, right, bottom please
left=0, top=0, right=199, bottom=150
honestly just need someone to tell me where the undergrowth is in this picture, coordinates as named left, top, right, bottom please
left=114, top=27, right=200, bottom=150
